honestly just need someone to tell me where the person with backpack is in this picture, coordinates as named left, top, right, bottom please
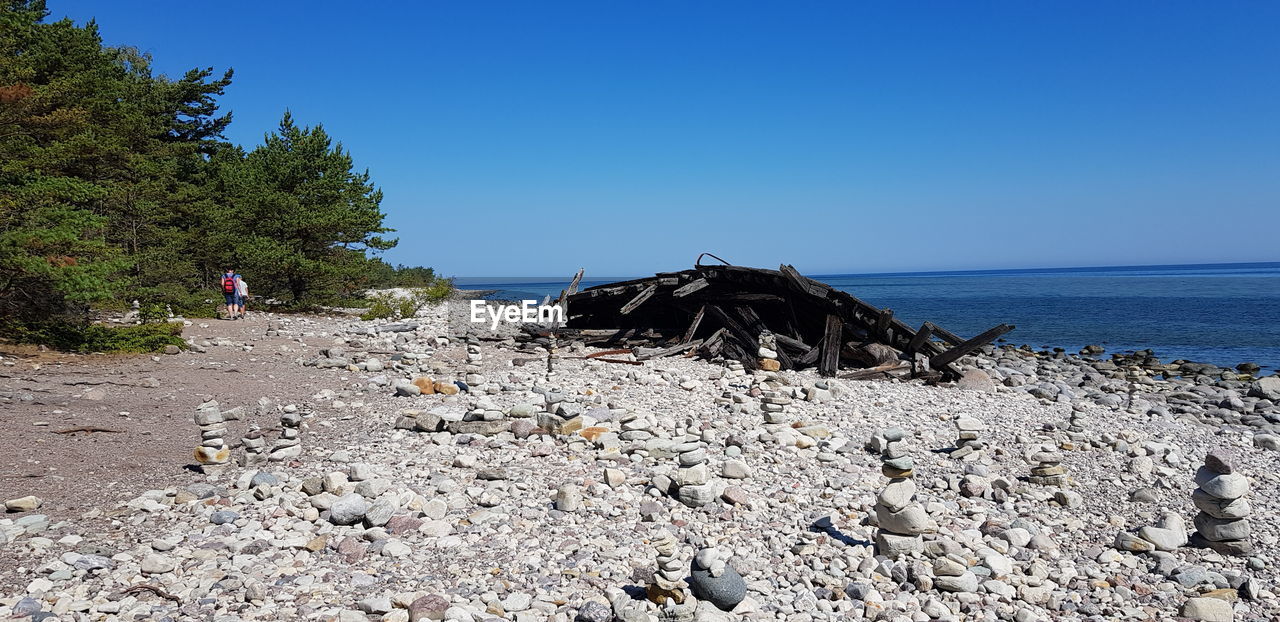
left=220, top=269, right=243, bottom=319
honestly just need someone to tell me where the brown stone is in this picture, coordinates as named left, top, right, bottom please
left=646, top=582, right=685, bottom=605
left=882, top=466, right=914, bottom=479
left=559, top=416, right=584, bottom=435
left=758, top=358, right=781, bottom=372
left=1202, top=588, right=1239, bottom=603
left=412, top=377, right=435, bottom=394
left=579, top=426, right=608, bottom=443
left=409, top=593, right=450, bottom=621
left=304, top=534, right=328, bottom=552
left=433, top=381, right=459, bottom=395
left=194, top=446, right=230, bottom=464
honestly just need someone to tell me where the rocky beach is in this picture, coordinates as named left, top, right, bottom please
left=2, top=299, right=1279, bottom=622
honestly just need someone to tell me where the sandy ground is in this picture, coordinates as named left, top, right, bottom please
left=0, top=313, right=373, bottom=521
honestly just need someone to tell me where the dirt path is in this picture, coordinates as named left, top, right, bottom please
left=0, top=313, right=353, bottom=520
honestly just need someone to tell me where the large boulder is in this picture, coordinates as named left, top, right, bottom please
left=1248, top=376, right=1280, bottom=401
left=328, top=493, right=369, bottom=525
left=688, top=563, right=746, bottom=611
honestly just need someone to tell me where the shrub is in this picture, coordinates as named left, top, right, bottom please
left=360, top=279, right=454, bottom=321
left=2, top=321, right=187, bottom=353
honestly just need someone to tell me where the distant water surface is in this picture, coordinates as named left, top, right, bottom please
left=456, top=262, right=1280, bottom=371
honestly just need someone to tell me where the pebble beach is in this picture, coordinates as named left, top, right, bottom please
left=2, top=298, right=1278, bottom=622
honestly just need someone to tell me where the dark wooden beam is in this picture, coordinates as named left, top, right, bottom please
left=672, top=278, right=709, bottom=297
left=556, top=268, right=585, bottom=306
left=925, top=321, right=965, bottom=347
left=620, top=284, right=658, bottom=315
left=929, top=323, right=1015, bottom=369
left=876, top=309, right=894, bottom=339
left=681, top=306, right=706, bottom=345
left=906, top=322, right=934, bottom=354
left=818, top=314, right=843, bottom=377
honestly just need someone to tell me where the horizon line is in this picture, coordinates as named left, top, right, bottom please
left=451, top=259, right=1280, bottom=283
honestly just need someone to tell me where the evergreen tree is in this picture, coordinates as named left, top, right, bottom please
left=215, top=113, right=397, bottom=303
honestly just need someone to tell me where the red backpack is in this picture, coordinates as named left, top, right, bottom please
left=222, top=275, right=237, bottom=293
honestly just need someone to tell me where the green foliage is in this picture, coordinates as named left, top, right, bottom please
left=0, top=1, right=441, bottom=345
left=138, top=302, right=168, bottom=324
left=363, top=261, right=441, bottom=288
left=213, top=113, right=397, bottom=304
left=4, top=320, right=186, bottom=353
left=360, top=279, right=454, bottom=321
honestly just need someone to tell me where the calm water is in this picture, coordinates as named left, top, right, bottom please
left=456, top=262, right=1280, bottom=371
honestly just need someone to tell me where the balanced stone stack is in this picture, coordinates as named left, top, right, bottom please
left=646, top=529, right=686, bottom=605
left=1028, top=447, right=1066, bottom=486
left=671, top=437, right=715, bottom=508
left=193, top=402, right=230, bottom=465
left=1064, top=404, right=1087, bottom=443
left=269, top=412, right=302, bottom=462
left=465, top=343, right=487, bottom=388
left=952, top=416, right=985, bottom=460
left=880, top=428, right=913, bottom=477
left=759, top=390, right=791, bottom=424
left=240, top=424, right=267, bottom=467
left=874, top=428, right=931, bottom=556
left=757, top=332, right=781, bottom=372
left=1190, top=450, right=1253, bottom=555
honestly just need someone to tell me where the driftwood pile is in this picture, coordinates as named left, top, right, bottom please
left=538, top=256, right=1013, bottom=381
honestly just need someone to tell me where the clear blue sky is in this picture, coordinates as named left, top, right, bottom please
left=54, top=1, right=1280, bottom=277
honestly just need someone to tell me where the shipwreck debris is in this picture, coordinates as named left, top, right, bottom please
left=528, top=258, right=1013, bottom=381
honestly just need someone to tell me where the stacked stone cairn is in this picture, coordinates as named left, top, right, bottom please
left=670, top=437, right=715, bottom=508
left=759, top=390, right=790, bottom=424
left=1064, top=404, right=1087, bottom=443
left=951, top=416, right=985, bottom=460
left=757, top=332, right=781, bottom=372
left=1028, top=446, right=1066, bottom=485
left=240, top=424, right=267, bottom=467
left=193, top=401, right=230, bottom=466
left=722, top=360, right=746, bottom=378
left=269, top=411, right=302, bottom=462
left=464, top=343, right=487, bottom=389
left=646, top=529, right=687, bottom=605
left=873, top=428, right=933, bottom=557
left=1190, top=449, right=1254, bottom=555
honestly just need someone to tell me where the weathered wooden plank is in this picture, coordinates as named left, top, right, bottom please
left=797, top=344, right=821, bottom=366
left=926, top=322, right=965, bottom=347
left=734, top=305, right=766, bottom=336
left=779, top=264, right=821, bottom=296
left=704, top=305, right=760, bottom=365
left=673, top=278, right=709, bottom=297
left=774, top=333, right=811, bottom=354
left=876, top=309, right=894, bottom=338
left=681, top=306, right=706, bottom=345
left=906, top=322, right=934, bottom=354
left=701, top=328, right=727, bottom=356
left=818, top=314, right=842, bottom=377
left=839, top=362, right=911, bottom=380
left=556, top=268, right=585, bottom=306
left=620, top=284, right=658, bottom=315
left=929, top=323, right=1015, bottom=369
left=636, top=340, right=704, bottom=361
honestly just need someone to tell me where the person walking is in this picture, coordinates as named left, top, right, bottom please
left=236, top=275, right=250, bottom=318
left=220, top=268, right=243, bottom=319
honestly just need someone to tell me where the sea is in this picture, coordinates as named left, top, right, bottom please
left=454, top=262, right=1280, bottom=372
